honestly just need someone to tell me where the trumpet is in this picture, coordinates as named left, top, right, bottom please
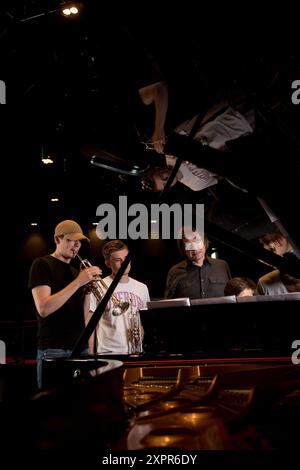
left=128, top=304, right=143, bottom=355
left=77, top=255, right=129, bottom=316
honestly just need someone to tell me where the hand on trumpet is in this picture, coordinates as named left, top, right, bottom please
left=76, top=265, right=102, bottom=289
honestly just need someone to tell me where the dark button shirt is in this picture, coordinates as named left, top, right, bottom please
left=164, top=257, right=231, bottom=299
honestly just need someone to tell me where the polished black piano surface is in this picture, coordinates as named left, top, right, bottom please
left=27, top=293, right=299, bottom=456
left=1, top=292, right=300, bottom=463
left=140, top=293, right=300, bottom=357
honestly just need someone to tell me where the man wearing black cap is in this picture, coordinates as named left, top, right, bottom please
left=28, top=219, right=101, bottom=388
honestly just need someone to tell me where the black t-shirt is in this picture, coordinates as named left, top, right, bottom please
left=28, top=255, right=86, bottom=350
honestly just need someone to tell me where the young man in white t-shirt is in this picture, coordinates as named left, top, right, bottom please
left=89, top=240, right=150, bottom=354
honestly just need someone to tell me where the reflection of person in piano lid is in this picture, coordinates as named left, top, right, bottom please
left=139, top=84, right=254, bottom=194
left=89, top=240, right=150, bottom=355
left=28, top=219, right=102, bottom=389
left=257, top=231, right=300, bottom=295
left=259, top=231, right=296, bottom=258
left=224, top=277, right=256, bottom=298
left=164, top=227, right=231, bottom=300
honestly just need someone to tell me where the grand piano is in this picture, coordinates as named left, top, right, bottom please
left=3, top=76, right=300, bottom=464
left=8, top=144, right=300, bottom=461
left=73, top=125, right=300, bottom=456
left=2, top=229, right=300, bottom=461
left=2, top=202, right=300, bottom=461
left=29, top=250, right=300, bottom=458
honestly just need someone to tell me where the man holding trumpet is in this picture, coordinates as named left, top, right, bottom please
left=28, top=219, right=101, bottom=388
left=89, top=240, right=150, bottom=355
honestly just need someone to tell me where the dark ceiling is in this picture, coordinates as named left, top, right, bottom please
left=2, top=1, right=300, bottom=254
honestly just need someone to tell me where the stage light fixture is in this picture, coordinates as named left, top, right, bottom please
left=61, top=2, right=81, bottom=16
left=41, top=145, right=54, bottom=165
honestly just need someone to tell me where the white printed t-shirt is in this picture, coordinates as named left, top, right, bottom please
left=90, top=276, right=150, bottom=354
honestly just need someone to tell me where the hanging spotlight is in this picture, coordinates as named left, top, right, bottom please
left=20, top=2, right=82, bottom=23
left=61, top=2, right=81, bottom=17
left=41, top=145, right=54, bottom=165
left=41, top=156, right=54, bottom=165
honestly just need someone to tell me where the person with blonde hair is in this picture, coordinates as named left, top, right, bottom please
left=89, top=240, right=150, bottom=354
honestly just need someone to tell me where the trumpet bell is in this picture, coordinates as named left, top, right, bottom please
left=112, top=301, right=130, bottom=317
